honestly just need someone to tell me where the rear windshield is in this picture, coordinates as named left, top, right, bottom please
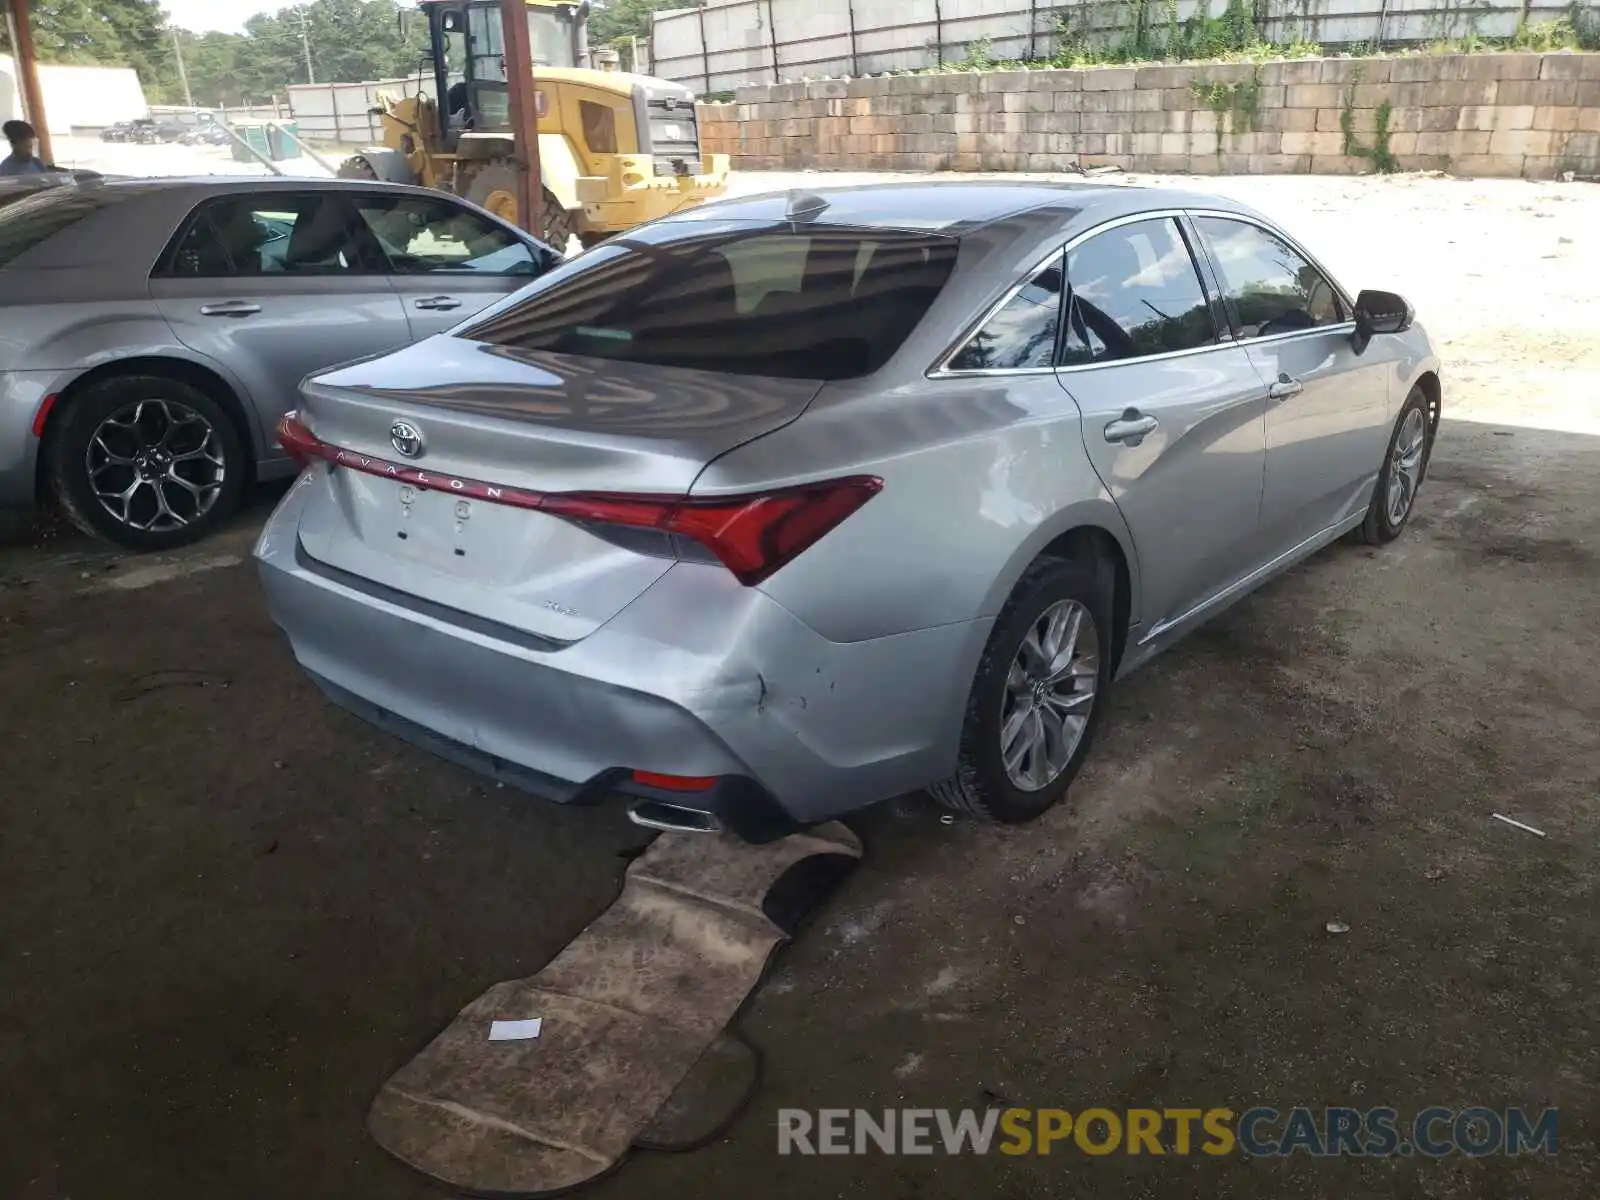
left=0, top=187, right=122, bottom=269
left=461, top=227, right=959, bottom=379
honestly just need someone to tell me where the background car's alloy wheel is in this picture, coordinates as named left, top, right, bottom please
left=931, top=555, right=1116, bottom=824
left=48, top=375, right=247, bottom=551
left=1360, top=386, right=1433, bottom=544
left=85, top=398, right=228, bottom=534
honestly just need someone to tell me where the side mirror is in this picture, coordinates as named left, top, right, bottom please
left=1351, top=288, right=1413, bottom=355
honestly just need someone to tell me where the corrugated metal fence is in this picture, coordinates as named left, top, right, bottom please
left=652, top=0, right=1585, bottom=94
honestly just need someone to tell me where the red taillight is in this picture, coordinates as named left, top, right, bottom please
left=542, top=478, right=881, bottom=585
left=630, top=770, right=719, bottom=792
left=276, top=411, right=881, bottom=585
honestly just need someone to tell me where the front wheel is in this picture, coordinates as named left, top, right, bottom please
left=47, top=375, right=247, bottom=552
left=929, top=556, right=1116, bottom=824
left=1359, top=386, right=1433, bottom=544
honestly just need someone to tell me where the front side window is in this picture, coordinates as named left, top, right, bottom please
left=946, top=255, right=1063, bottom=372
left=462, top=227, right=959, bottom=380
left=527, top=10, right=576, bottom=67
left=163, top=194, right=379, bottom=277
left=1196, top=216, right=1344, bottom=339
left=351, top=194, right=544, bottom=275
left=580, top=101, right=619, bottom=155
left=1060, top=217, right=1216, bottom=366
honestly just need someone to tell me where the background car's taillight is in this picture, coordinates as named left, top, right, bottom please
left=543, top=478, right=882, bottom=586
left=274, top=411, right=880, bottom=585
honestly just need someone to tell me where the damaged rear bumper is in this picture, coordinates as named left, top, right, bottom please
left=254, top=477, right=986, bottom=833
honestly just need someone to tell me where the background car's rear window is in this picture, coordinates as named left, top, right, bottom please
left=0, top=189, right=126, bottom=269
left=462, top=227, right=959, bottom=379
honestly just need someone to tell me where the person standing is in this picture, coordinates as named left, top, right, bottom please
left=1, top=120, right=50, bottom=175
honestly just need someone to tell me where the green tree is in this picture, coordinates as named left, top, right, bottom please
left=2, top=0, right=431, bottom=107
left=1, top=0, right=181, bottom=100
left=589, top=0, right=690, bottom=46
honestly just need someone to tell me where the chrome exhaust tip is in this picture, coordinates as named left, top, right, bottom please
left=626, top=798, right=723, bottom=835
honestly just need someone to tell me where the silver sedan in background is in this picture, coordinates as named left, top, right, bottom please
left=0, top=176, right=558, bottom=549
left=257, top=182, right=1440, bottom=840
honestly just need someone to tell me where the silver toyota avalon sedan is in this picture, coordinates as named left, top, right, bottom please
left=256, top=182, right=1440, bottom=840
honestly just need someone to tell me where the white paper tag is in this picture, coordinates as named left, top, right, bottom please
left=488, top=1018, right=543, bottom=1041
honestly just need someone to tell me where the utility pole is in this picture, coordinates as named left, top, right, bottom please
left=297, top=6, right=315, bottom=85
left=499, top=0, right=543, bottom=239
left=3, top=0, right=54, bottom=164
left=170, top=26, right=194, bottom=107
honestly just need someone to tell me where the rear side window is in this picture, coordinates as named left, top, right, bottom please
left=0, top=189, right=122, bottom=269
left=1061, top=218, right=1216, bottom=366
left=161, top=194, right=383, bottom=277
left=946, top=255, right=1063, bottom=371
left=462, top=228, right=959, bottom=380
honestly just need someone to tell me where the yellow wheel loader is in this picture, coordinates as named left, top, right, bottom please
left=339, top=0, right=729, bottom=246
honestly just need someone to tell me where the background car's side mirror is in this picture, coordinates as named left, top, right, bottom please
left=1351, top=288, right=1414, bottom=355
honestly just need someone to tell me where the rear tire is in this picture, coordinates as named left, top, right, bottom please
left=1359, top=385, right=1433, bottom=545
left=47, top=375, right=247, bottom=552
left=459, top=160, right=575, bottom=250
left=337, top=154, right=379, bottom=180
left=930, top=555, right=1116, bottom=824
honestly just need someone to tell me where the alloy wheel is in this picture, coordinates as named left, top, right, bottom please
left=1000, top=598, right=1100, bottom=792
left=1386, top=407, right=1427, bottom=526
left=85, top=398, right=227, bottom=533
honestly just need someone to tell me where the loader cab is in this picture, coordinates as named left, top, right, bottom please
left=425, top=0, right=586, bottom=142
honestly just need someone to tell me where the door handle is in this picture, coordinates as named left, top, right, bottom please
left=414, top=296, right=462, bottom=311
left=1103, top=410, right=1159, bottom=446
left=198, top=301, right=260, bottom=317
left=1267, top=374, right=1304, bottom=402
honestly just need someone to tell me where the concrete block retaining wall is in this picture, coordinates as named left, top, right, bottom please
left=696, top=52, right=1600, bottom=180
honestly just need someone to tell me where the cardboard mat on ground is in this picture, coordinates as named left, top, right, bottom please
left=369, top=822, right=863, bottom=1196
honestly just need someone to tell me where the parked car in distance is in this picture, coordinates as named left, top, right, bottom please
left=256, top=181, right=1441, bottom=841
left=181, top=124, right=234, bottom=147
left=0, top=176, right=560, bottom=549
left=122, top=118, right=163, bottom=144
left=100, top=121, right=138, bottom=142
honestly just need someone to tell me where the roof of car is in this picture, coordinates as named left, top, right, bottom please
left=88, top=175, right=414, bottom=192
left=676, top=180, right=1257, bottom=234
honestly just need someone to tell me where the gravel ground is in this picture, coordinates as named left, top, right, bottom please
left=2, top=157, right=1598, bottom=1198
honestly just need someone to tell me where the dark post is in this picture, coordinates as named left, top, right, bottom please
left=1029, top=0, right=1037, bottom=60
left=697, top=2, right=711, bottom=93
left=4, top=0, right=54, bottom=165
left=933, top=0, right=943, bottom=66
left=766, top=0, right=780, bottom=83
left=499, top=0, right=544, bottom=237
left=846, top=0, right=859, bottom=76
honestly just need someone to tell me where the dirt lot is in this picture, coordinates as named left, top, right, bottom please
left=2, top=169, right=1598, bottom=1199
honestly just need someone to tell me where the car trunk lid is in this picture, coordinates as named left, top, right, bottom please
left=291, top=337, right=823, bottom=643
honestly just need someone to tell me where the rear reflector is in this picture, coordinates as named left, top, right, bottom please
left=276, top=411, right=881, bottom=585
left=630, top=770, right=719, bottom=792
left=30, top=394, right=57, bottom=439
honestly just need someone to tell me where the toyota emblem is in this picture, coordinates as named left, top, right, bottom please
left=390, top=420, right=424, bottom=459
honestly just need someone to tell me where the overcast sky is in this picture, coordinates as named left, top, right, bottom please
left=162, top=0, right=417, bottom=34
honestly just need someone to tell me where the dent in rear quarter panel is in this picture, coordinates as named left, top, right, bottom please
left=698, top=372, right=1136, bottom=778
